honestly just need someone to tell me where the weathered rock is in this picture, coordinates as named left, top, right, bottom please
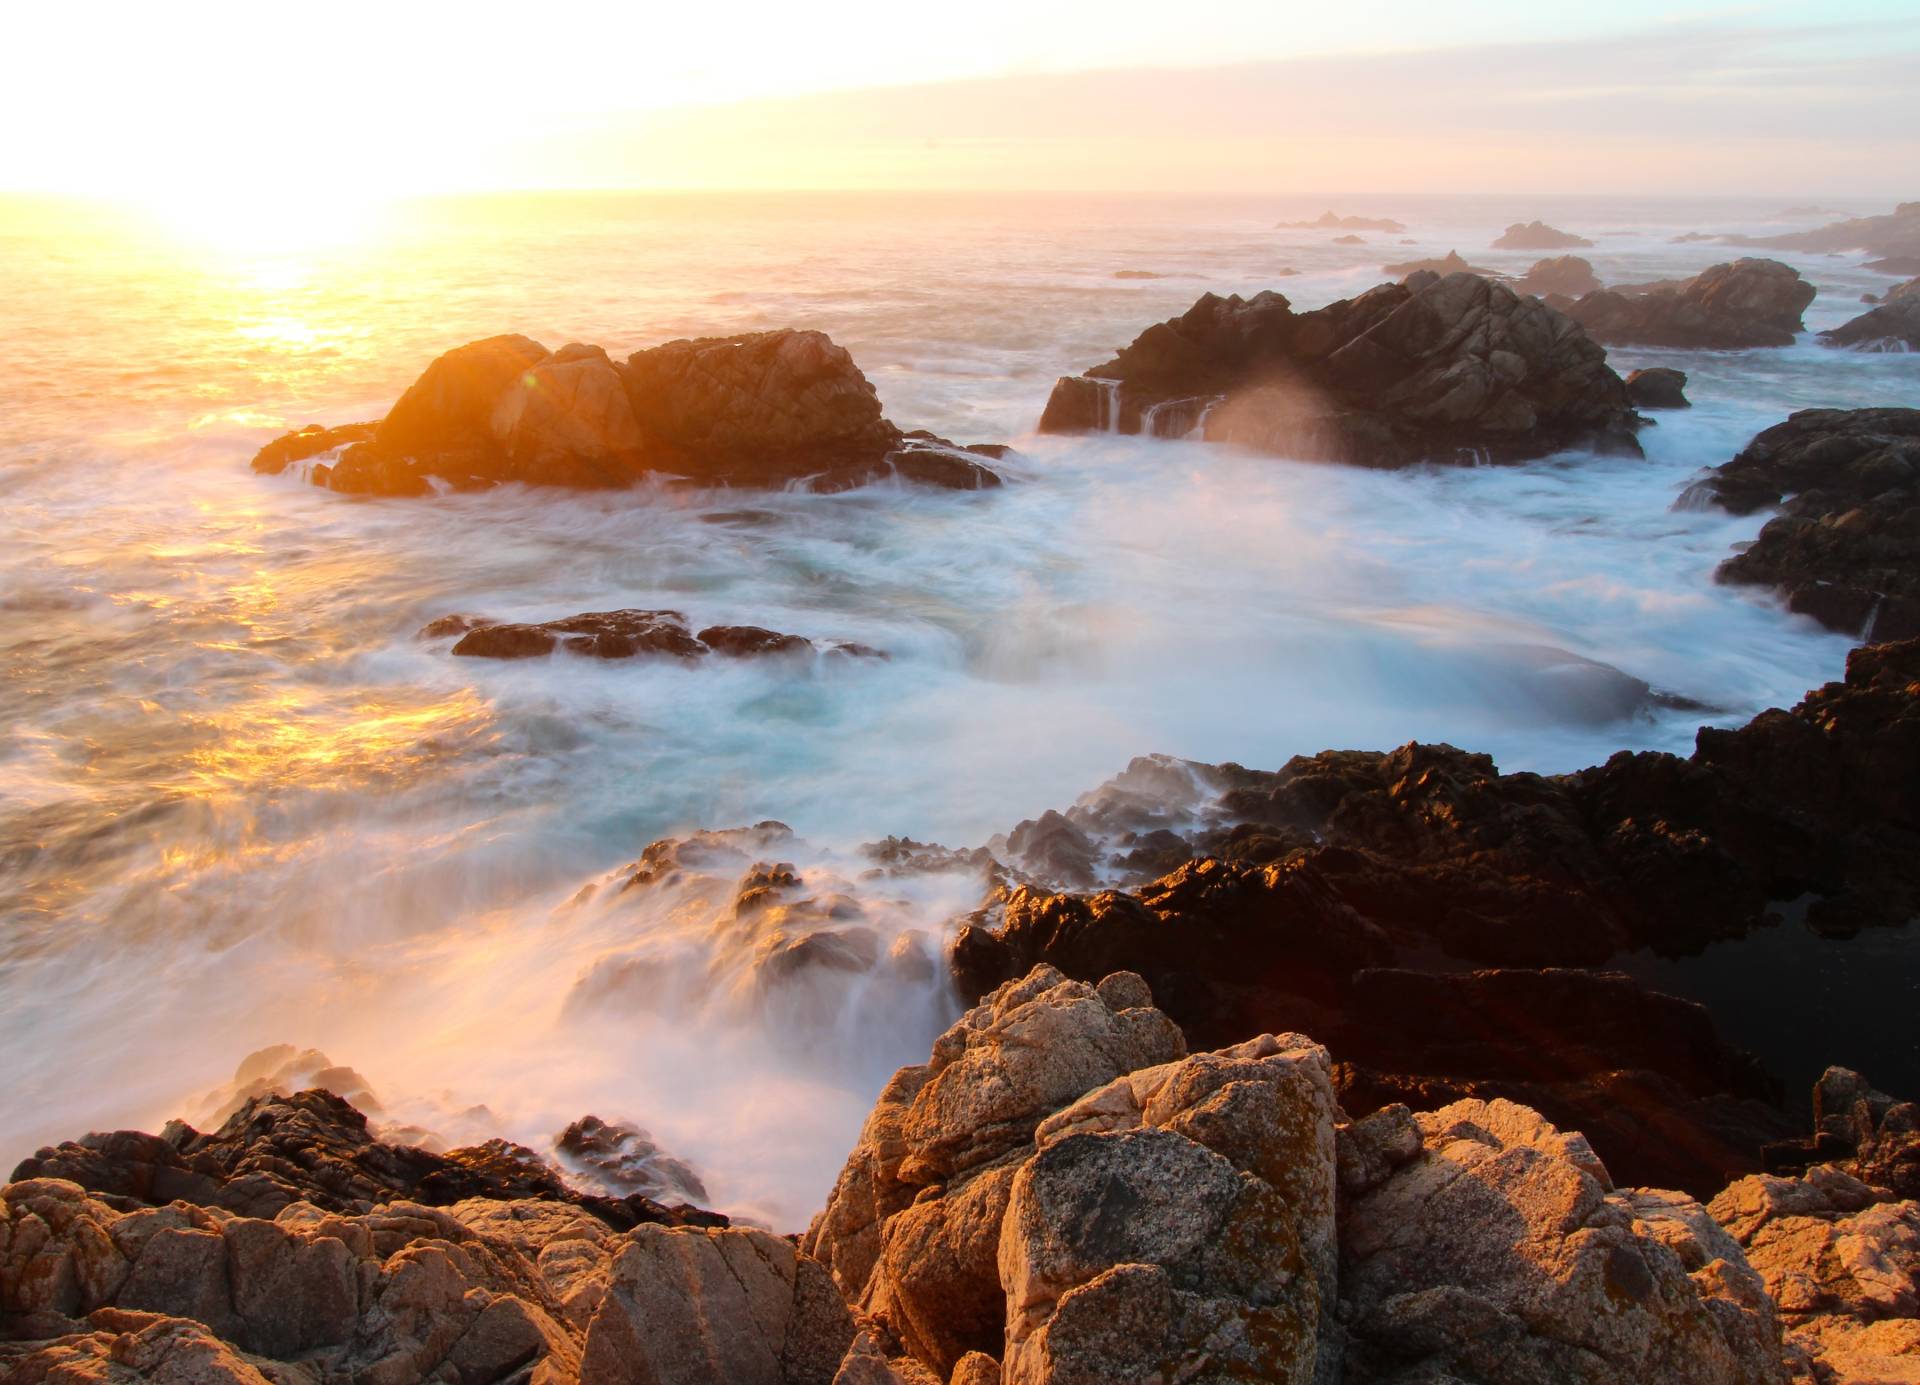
left=555, top=1115, right=709, bottom=1205
left=1341, top=1101, right=1789, bottom=1383
left=1493, top=220, right=1593, bottom=250
left=1380, top=249, right=1498, bottom=278
left=1821, top=293, right=1920, bottom=351
left=1626, top=366, right=1691, bottom=409
left=1711, top=1163, right=1920, bottom=1384
left=1691, top=408, right=1920, bottom=641
left=1279, top=212, right=1408, bottom=233
left=1569, top=259, right=1816, bottom=348
left=250, top=329, right=1006, bottom=497
left=1038, top=273, right=1641, bottom=467
left=1761, top=1067, right=1920, bottom=1201
left=1516, top=255, right=1600, bottom=299
left=804, top=968, right=1337, bottom=1384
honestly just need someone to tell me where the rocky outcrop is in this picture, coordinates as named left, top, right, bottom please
left=1761, top=1067, right=1920, bottom=1201
left=1279, top=212, right=1408, bottom=233
left=9, top=1087, right=723, bottom=1233
left=1861, top=275, right=1920, bottom=306
left=1342, top=1099, right=1787, bottom=1384
left=1037, top=272, right=1641, bottom=467
left=1626, top=366, right=1692, bottom=409
left=416, top=609, right=887, bottom=663
left=1821, top=294, right=1920, bottom=351
left=1492, top=220, right=1593, bottom=250
left=1569, top=259, right=1817, bottom=349
left=0, top=1178, right=853, bottom=1385
left=1736, top=201, right=1920, bottom=260
left=1379, top=249, right=1497, bottom=278
left=251, top=330, right=1006, bottom=497
left=1711, top=1165, right=1920, bottom=1383
left=950, top=640, right=1920, bottom=1192
left=1516, top=254, right=1600, bottom=299
left=1690, top=408, right=1920, bottom=641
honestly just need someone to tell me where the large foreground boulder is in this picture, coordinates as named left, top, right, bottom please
left=1569, top=259, right=1816, bottom=349
left=1689, top=408, right=1920, bottom=641
left=251, top=330, right=1006, bottom=497
left=1036, top=272, right=1641, bottom=467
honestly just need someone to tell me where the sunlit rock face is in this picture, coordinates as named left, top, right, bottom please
left=1568, top=258, right=1817, bottom=349
left=1037, top=272, right=1641, bottom=467
left=249, top=328, right=1006, bottom=496
left=1688, top=408, right=1920, bottom=642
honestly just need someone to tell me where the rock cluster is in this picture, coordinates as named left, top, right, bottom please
left=1689, top=408, right=1920, bottom=642
left=5, top=970, right=1915, bottom=1383
left=416, top=609, right=886, bottom=663
left=1568, top=259, right=1817, bottom=349
left=1491, top=220, right=1593, bottom=250
left=951, top=640, right=1920, bottom=1193
left=1037, top=272, right=1641, bottom=467
left=251, top=331, right=1005, bottom=497
left=1821, top=293, right=1920, bottom=351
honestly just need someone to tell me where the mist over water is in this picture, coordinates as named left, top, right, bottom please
left=1, top=191, right=1913, bottom=1227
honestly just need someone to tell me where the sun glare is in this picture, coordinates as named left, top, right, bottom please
left=129, top=184, right=394, bottom=260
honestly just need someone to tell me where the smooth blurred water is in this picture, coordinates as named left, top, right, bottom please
left=1, top=191, right=1914, bottom=1224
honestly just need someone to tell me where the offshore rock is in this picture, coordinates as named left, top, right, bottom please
left=1626, top=366, right=1692, bottom=409
left=1278, top=211, right=1408, bottom=233
left=1569, top=258, right=1816, bottom=349
left=1037, top=272, right=1641, bottom=467
left=1379, top=249, right=1498, bottom=278
left=1821, top=292, right=1920, bottom=351
left=1693, top=408, right=1920, bottom=641
left=251, top=329, right=1006, bottom=496
left=1516, top=254, right=1601, bottom=299
left=418, top=608, right=886, bottom=663
left=1491, top=220, right=1594, bottom=250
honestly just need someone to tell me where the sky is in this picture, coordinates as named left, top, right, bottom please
left=5, top=0, right=1918, bottom=200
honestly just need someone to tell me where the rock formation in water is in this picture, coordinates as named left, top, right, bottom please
left=1379, top=249, right=1498, bottom=278
left=1278, top=211, right=1408, bottom=233
left=415, top=609, right=885, bottom=663
left=1820, top=293, right=1920, bottom=351
left=1036, top=272, right=1642, bottom=467
left=1568, top=259, right=1817, bottom=349
left=20, top=968, right=1915, bottom=1383
left=1733, top=200, right=1920, bottom=260
left=1626, top=366, right=1692, bottom=409
left=1332, top=233, right=1366, bottom=245
left=1688, top=408, right=1920, bottom=642
left=250, top=331, right=1006, bottom=497
left=1515, top=254, right=1599, bottom=299
left=1491, top=220, right=1593, bottom=250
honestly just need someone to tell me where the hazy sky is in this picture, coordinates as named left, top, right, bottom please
left=7, top=1, right=1918, bottom=198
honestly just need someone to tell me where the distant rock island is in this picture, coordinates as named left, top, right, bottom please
left=1492, top=220, right=1593, bottom=250
left=1276, top=210, right=1408, bottom=233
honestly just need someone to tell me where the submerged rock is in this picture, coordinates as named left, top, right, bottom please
left=418, top=608, right=886, bottom=663
left=1692, top=408, right=1920, bottom=641
left=251, top=329, right=1007, bottom=497
left=1491, top=219, right=1594, bottom=250
left=1037, top=272, right=1641, bottom=467
left=1569, top=258, right=1817, bottom=349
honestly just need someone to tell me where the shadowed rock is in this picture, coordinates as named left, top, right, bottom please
left=1516, top=254, right=1600, bottom=299
left=419, top=608, right=886, bottom=663
left=1569, top=259, right=1816, bottom=349
left=1626, top=366, right=1692, bottom=409
left=1821, top=294, right=1920, bottom=352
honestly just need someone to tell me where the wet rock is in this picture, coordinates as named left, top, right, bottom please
left=1821, top=292, right=1920, bottom=351
left=1038, top=272, right=1640, bottom=467
left=424, top=608, right=882, bottom=663
left=697, top=625, right=815, bottom=658
left=1627, top=366, right=1692, bottom=409
left=1569, top=258, right=1816, bottom=348
left=1342, top=1101, right=1788, bottom=1383
left=1516, top=254, right=1600, bottom=298
left=556, top=1115, right=710, bottom=1205
left=250, top=328, right=1005, bottom=497
left=1278, top=211, right=1408, bottom=233
left=1692, top=408, right=1920, bottom=642
left=1492, top=220, right=1594, bottom=250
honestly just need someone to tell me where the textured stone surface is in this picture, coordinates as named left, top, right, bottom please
left=1569, top=258, right=1816, bottom=348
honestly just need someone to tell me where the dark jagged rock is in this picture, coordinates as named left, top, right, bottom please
left=8, top=1088, right=726, bottom=1232
left=1037, top=272, right=1641, bottom=467
left=1627, top=366, right=1692, bottom=409
left=803, top=434, right=1006, bottom=493
left=1759, top=1067, right=1920, bottom=1199
left=1277, top=210, right=1407, bottom=233
left=1379, top=248, right=1497, bottom=278
left=555, top=1115, right=711, bottom=1205
left=950, top=643, right=1920, bottom=1191
left=419, top=608, right=883, bottom=663
left=252, top=329, right=1007, bottom=497
left=1691, top=409, right=1920, bottom=642
left=1492, top=220, right=1593, bottom=250
left=1569, top=259, right=1817, bottom=348
left=1821, top=293, right=1920, bottom=351
left=1516, top=254, right=1600, bottom=299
